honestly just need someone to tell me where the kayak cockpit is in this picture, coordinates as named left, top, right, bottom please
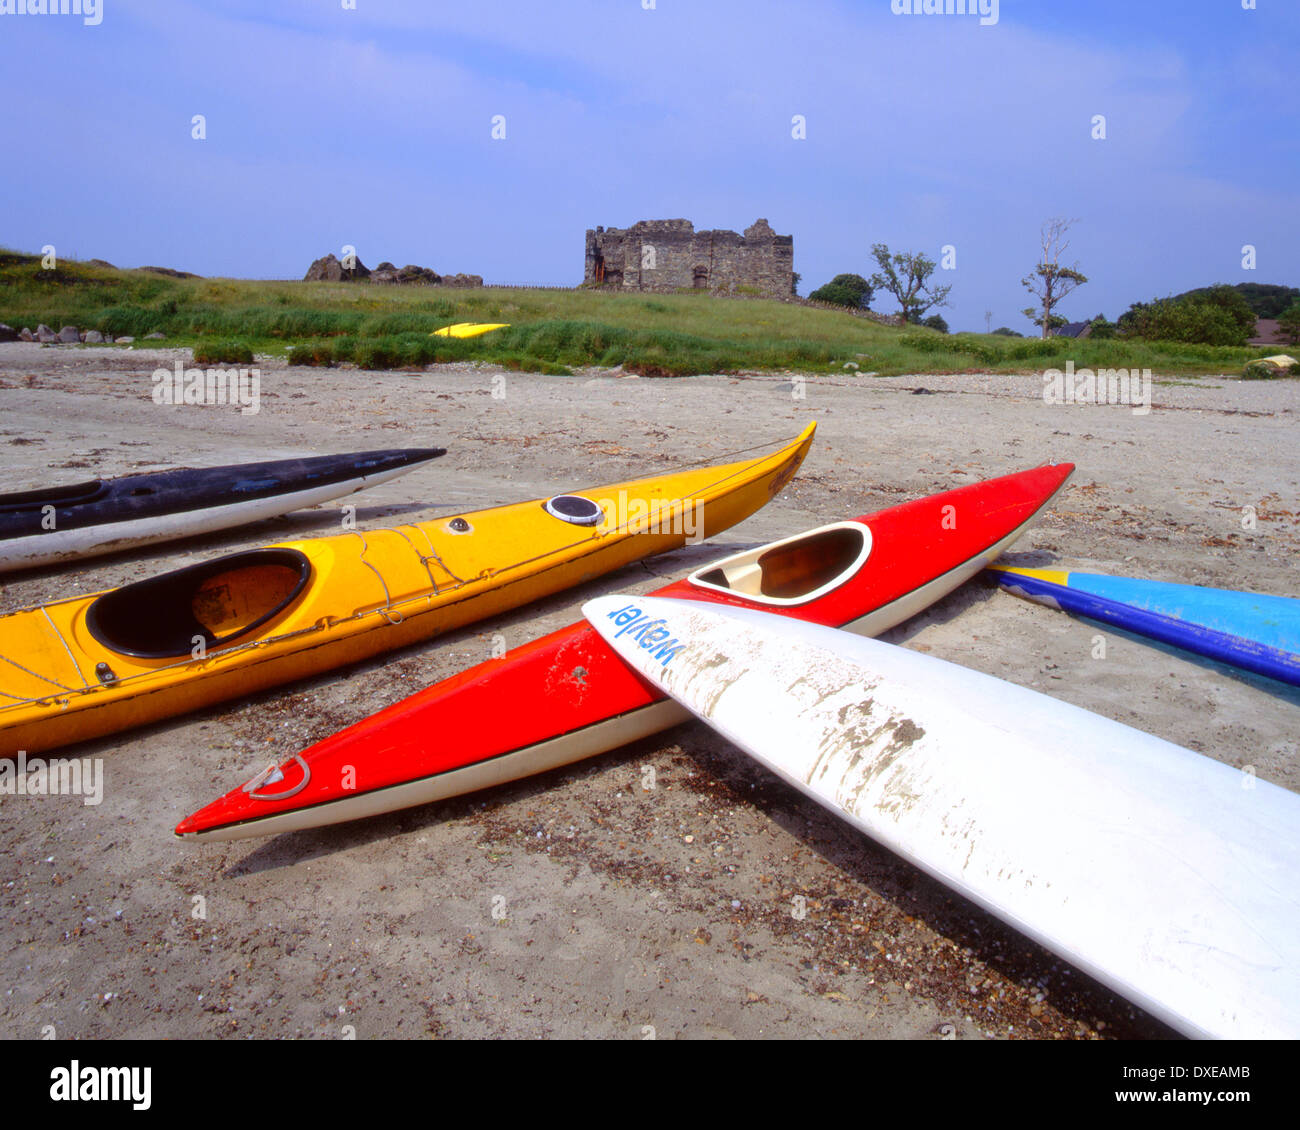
left=0, top=479, right=107, bottom=512
left=688, top=522, right=872, bottom=605
left=85, top=548, right=312, bottom=659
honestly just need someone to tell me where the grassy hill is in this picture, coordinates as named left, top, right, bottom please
left=0, top=249, right=1265, bottom=378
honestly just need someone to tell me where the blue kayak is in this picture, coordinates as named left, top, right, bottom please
left=989, top=566, right=1300, bottom=687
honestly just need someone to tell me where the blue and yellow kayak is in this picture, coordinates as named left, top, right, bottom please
left=989, top=566, right=1300, bottom=687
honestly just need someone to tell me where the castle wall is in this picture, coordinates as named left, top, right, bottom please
left=584, top=219, right=794, bottom=297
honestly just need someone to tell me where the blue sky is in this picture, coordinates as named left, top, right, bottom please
left=2, top=0, right=1295, bottom=331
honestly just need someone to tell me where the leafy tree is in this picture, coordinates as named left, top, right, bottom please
left=1021, top=218, right=1088, bottom=339
left=1118, top=286, right=1256, bottom=346
left=809, top=283, right=863, bottom=308
left=991, top=327, right=1023, bottom=337
left=1180, top=283, right=1299, bottom=320
left=1088, top=313, right=1117, bottom=339
left=831, top=273, right=872, bottom=303
left=1277, top=301, right=1300, bottom=347
left=809, top=273, right=872, bottom=309
left=868, top=244, right=951, bottom=325
left=919, top=313, right=949, bottom=333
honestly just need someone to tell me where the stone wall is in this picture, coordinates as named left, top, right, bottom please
left=584, top=218, right=794, bottom=297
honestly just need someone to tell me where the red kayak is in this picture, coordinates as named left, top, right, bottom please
left=177, top=462, right=1074, bottom=841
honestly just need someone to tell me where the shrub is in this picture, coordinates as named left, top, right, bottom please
left=1119, top=286, right=1257, bottom=346
left=810, top=283, right=862, bottom=308
left=287, top=342, right=333, bottom=366
left=899, top=333, right=948, bottom=354
left=1005, top=338, right=1062, bottom=360
left=192, top=340, right=254, bottom=364
left=497, top=354, right=572, bottom=376
left=353, top=341, right=404, bottom=370
left=1276, top=301, right=1300, bottom=346
left=809, top=273, right=873, bottom=309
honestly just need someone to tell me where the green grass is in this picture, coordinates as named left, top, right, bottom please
left=0, top=247, right=1268, bottom=377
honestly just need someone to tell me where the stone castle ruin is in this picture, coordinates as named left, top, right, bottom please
left=584, top=219, right=794, bottom=298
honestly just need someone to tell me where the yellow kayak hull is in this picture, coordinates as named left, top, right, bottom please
left=430, top=323, right=510, bottom=338
left=0, top=425, right=814, bottom=754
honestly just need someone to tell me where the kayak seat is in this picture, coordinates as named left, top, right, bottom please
left=758, top=527, right=864, bottom=598
left=85, top=548, right=311, bottom=659
left=696, top=561, right=764, bottom=595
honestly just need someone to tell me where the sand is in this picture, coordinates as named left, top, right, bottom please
left=0, top=342, right=1296, bottom=1040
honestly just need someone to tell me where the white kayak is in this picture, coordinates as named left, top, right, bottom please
left=582, top=594, right=1300, bottom=1040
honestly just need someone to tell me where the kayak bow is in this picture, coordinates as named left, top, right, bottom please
left=990, top=565, right=1300, bottom=687
left=0, top=448, right=444, bottom=573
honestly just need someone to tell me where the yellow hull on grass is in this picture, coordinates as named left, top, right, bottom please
left=0, top=425, right=815, bottom=754
left=430, top=323, right=510, bottom=338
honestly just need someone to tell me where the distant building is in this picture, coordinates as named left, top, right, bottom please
left=584, top=218, right=794, bottom=298
left=1050, top=321, right=1093, bottom=339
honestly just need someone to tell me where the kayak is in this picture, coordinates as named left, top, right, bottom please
left=176, top=461, right=1073, bottom=841
left=0, top=423, right=814, bottom=755
left=0, top=449, right=445, bottom=574
left=428, top=322, right=504, bottom=335
left=989, top=565, right=1300, bottom=686
left=583, top=595, right=1300, bottom=1040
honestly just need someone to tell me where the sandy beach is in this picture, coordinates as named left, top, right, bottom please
left=1, top=342, right=1296, bottom=1040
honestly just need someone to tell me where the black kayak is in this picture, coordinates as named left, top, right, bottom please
left=0, top=448, right=445, bottom=572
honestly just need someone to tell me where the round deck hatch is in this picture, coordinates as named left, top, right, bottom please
left=543, top=495, right=603, bottom=526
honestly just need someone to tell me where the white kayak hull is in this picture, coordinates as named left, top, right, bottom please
left=583, top=594, right=1300, bottom=1040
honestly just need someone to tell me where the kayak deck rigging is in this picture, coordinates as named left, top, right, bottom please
left=355, top=525, right=468, bottom=613
left=0, top=606, right=93, bottom=699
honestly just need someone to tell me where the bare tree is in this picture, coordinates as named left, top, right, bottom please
left=869, top=243, right=952, bottom=326
left=1021, top=218, right=1088, bottom=339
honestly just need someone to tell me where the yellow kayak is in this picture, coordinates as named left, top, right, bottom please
left=0, top=425, right=814, bottom=754
left=430, top=323, right=510, bottom=338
